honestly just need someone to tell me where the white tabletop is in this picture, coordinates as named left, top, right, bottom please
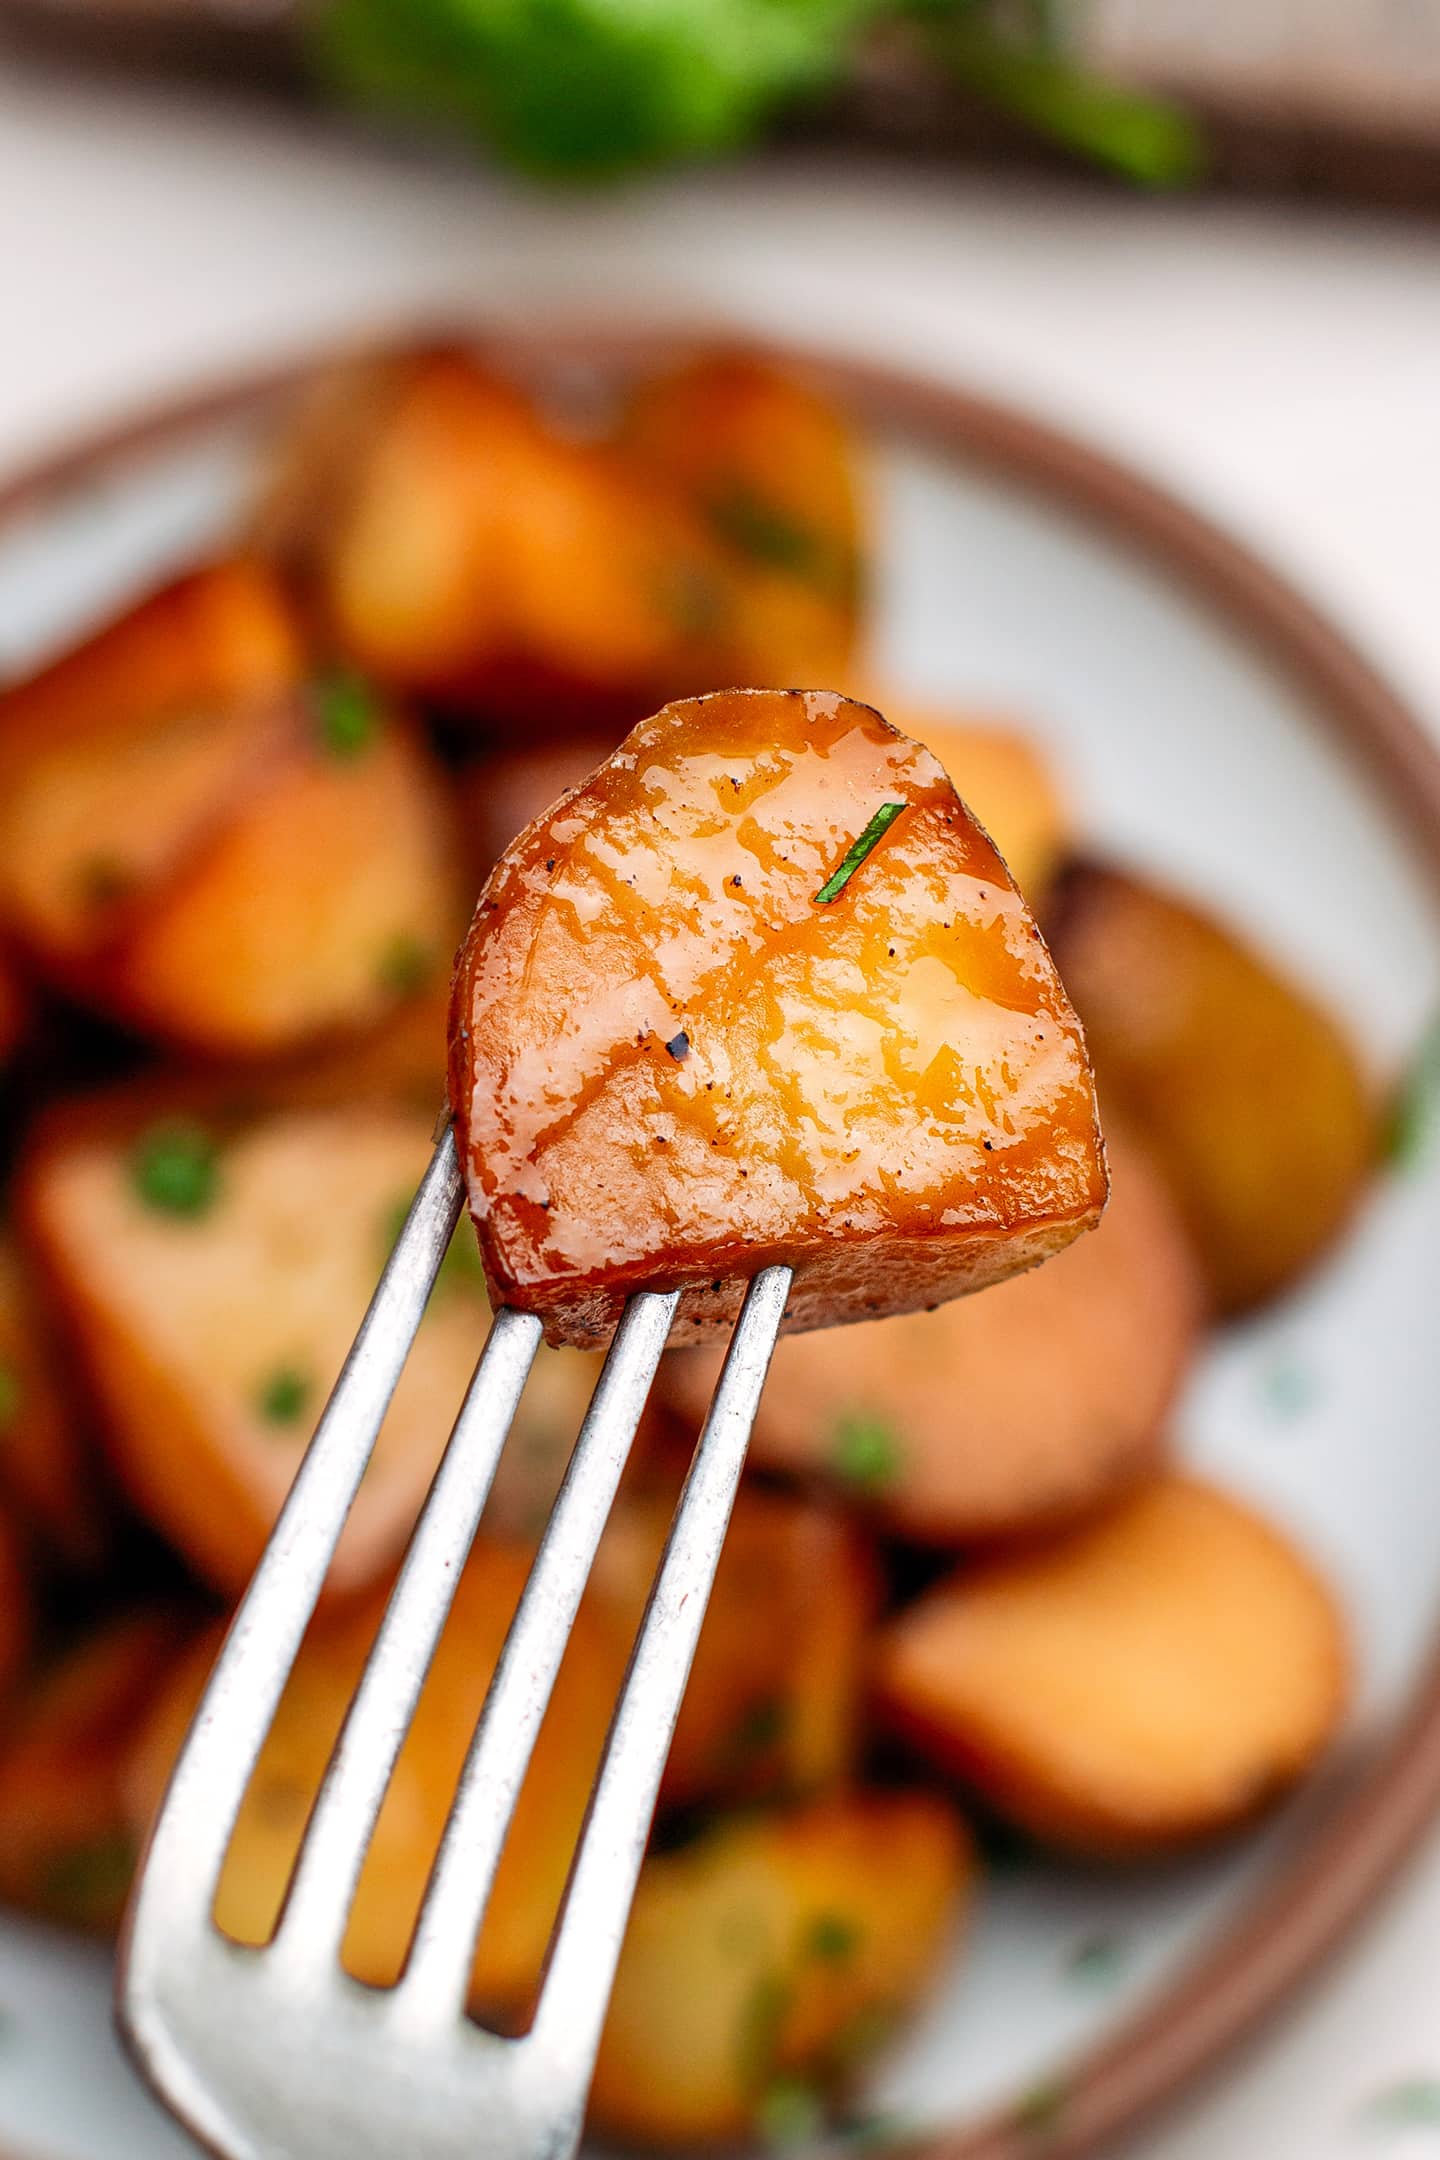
left=3, top=48, right=1440, bottom=2158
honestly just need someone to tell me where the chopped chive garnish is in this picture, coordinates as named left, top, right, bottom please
left=129, top=1121, right=220, bottom=1219
left=806, top=1911, right=861, bottom=1963
left=1363, top=2077, right=1440, bottom=2126
left=377, top=932, right=433, bottom=995
left=831, top=1413, right=902, bottom=1491
left=313, top=669, right=380, bottom=759
left=813, top=803, right=905, bottom=905
left=707, top=486, right=823, bottom=580
left=1066, top=1933, right=1127, bottom=1990
left=0, top=1363, right=18, bottom=1430
left=257, top=1365, right=311, bottom=1426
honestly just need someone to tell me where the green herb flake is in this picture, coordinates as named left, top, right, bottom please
left=1011, top=2072, right=1069, bottom=2142
left=830, top=1412, right=902, bottom=1492
left=313, top=669, right=380, bottom=760
left=722, top=1693, right=789, bottom=1769
left=257, top=1364, right=312, bottom=1427
left=1065, top=1932, right=1127, bottom=1990
left=40, top=1831, right=138, bottom=1926
left=1363, top=2076, right=1440, bottom=2127
left=813, top=803, right=905, bottom=905
left=377, top=932, right=434, bottom=996
left=708, top=485, right=824, bottom=580
left=129, top=1121, right=221, bottom=1219
left=806, top=1910, right=861, bottom=1964
left=757, top=2075, right=827, bottom=2148
left=0, top=1363, right=19, bottom=1431
left=1385, top=1014, right=1440, bottom=1173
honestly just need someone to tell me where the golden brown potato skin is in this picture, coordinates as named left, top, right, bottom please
left=1050, top=862, right=1376, bottom=1313
left=450, top=689, right=1106, bottom=1349
left=0, top=1609, right=191, bottom=1932
left=875, top=1475, right=1349, bottom=1856
left=662, top=1130, right=1199, bottom=1545
left=588, top=1792, right=969, bottom=2147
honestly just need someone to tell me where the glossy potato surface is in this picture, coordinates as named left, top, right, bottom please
left=663, top=1131, right=1197, bottom=1544
left=450, top=690, right=1106, bottom=1348
left=589, top=1792, right=969, bottom=2146
left=124, top=1546, right=621, bottom=2015
left=1051, top=863, right=1376, bottom=1311
left=875, top=1475, right=1349, bottom=1854
left=873, top=700, right=1069, bottom=902
left=0, top=1609, right=190, bottom=1931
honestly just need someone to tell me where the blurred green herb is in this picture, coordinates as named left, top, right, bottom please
left=257, top=1364, right=312, bottom=1427
left=130, top=1121, right=221, bottom=1220
left=1361, top=2076, right=1440, bottom=2128
left=312, top=0, right=1202, bottom=189
left=313, top=669, right=380, bottom=760
left=1385, top=1014, right=1440, bottom=1172
left=830, top=1410, right=902, bottom=1490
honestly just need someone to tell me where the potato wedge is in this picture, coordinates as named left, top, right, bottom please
left=661, top=1130, right=1197, bottom=1544
left=623, top=352, right=863, bottom=689
left=113, top=694, right=464, bottom=1056
left=0, top=1232, right=107, bottom=1568
left=0, top=569, right=462, bottom=1054
left=875, top=1474, right=1349, bottom=1854
left=450, top=689, right=1106, bottom=1350
left=0, top=561, right=303, bottom=982
left=595, top=1485, right=880, bottom=1808
left=1050, top=862, right=1376, bottom=1312
left=867, top=700, right=1068, bottom=903
left=263, top=348, right=739, bottom=727
left=21, top=1093, right=508, bottom=1597
left=589, top=1792, right=969, bottom=2146
left=123, top=1545, right=622, bottom=2017
left=0, top=1608, right=192, bottom=1932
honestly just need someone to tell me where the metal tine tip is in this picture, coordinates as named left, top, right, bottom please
left=127, top=1126, right=465, bottom=1932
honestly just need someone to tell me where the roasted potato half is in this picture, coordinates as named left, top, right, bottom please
left=262, top=347, right=740, bottom=728
left=0, top=1232, right=106, bottom=1568
left=0, top=1608, right=193, bottom=1932
left=875, top=1474, right=1349, bottom=1855
left=595, top=1485, right=880, bottom=1808
left=589, top=1792, right=969, bottom=2147
left=124, top=1545, right=623, bottom=2019
left=0, top=561, right=303, bottom=985
left=663, top=1130, right=1198, bottom=1545
left=622, top=352, right=864, bottom=690
left=450, top=689, right=1105, bottom=1349
left=1050, top=862, right=1377, bottom=1312
left=21, top=1090, right=575, bottom=1598
left=0, top=568, right=463, bottom=1055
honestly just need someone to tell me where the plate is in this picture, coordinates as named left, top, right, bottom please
left=1, top=330, right=1438, bottom=2160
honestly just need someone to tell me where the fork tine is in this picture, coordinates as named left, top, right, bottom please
left=532, top=1264, right=791, bottom=2081
left=125, top=1127, right=464, bottom=1942
left=271, top=1304, right=545, bottom=1975
left=394, top=1285, right=680, bottom=2027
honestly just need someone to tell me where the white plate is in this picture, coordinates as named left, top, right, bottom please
left=0, top=343, right=1437, bottom=2160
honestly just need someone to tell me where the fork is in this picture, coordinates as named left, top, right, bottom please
left=118, top=1122, right=792, bottom=2160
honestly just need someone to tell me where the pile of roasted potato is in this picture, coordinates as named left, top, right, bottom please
left=0, top=343, right=1379, bottom=2145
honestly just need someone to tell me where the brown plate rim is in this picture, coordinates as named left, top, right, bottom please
left=2, top=320, right=1439, bottom=2160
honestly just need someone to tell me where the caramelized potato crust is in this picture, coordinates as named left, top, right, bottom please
left=875, top=1475, right=1349, bottom=1854
left=450, top=689, right=1105, bottom=1348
